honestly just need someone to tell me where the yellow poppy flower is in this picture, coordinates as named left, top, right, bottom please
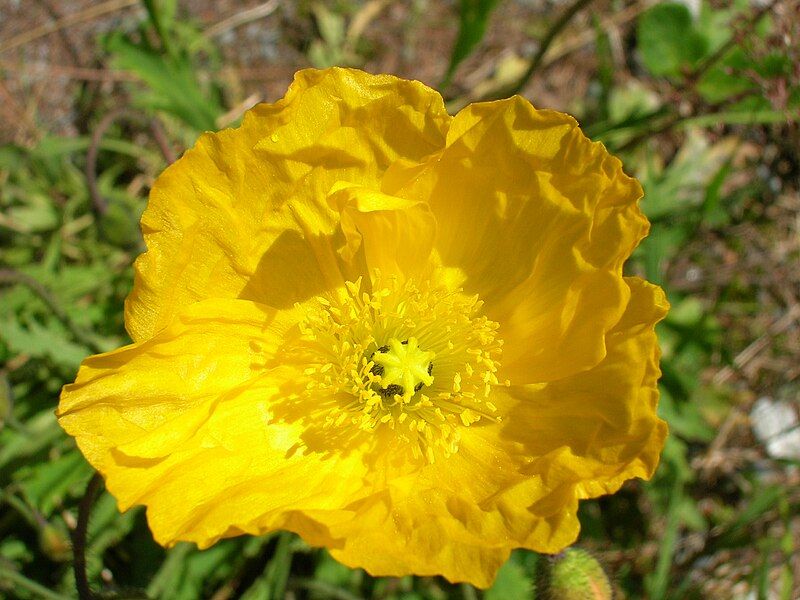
left=58, top=67, right=668, bottom=588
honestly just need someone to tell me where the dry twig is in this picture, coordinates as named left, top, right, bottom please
left=0, top=0, right=140, bottom=54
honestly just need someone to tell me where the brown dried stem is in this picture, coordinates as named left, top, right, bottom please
left=86, top=109, right=177, bottom=216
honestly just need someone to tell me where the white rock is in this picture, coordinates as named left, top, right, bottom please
left=750, top=396, right=800, bottom=460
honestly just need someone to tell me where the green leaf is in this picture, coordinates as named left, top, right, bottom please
left=31, top=135, right=154, bottom=161
left=142, top=0, right=179, bottom=56
left=638, top=131, right=740, bottom=221
left=716, top=486, right=783, bottom=545
left=15, top=450, right=93, bottom=516
left=485, top=551, right=535, bottom=600
left=258, top=532, right=293, bottom=600
left=146, top=538, right=264, bottom=600
left=0, top=373, right=11, bottom=431
left=442, top=0, right=501, bottom=87
left=313, top=550, right=356, bottom=588
left=314, top=3, right=346, bottom=48
left=658, top=392, right=716, bottom=443
left=0, top=410, right=63, bottom=472
left=695, top=50, right=758, bottom=104
left=0, top=317, right=88, bottom=369
left=106, top=33, right=222, bottom=132
left=5, top=193, right=60, bottom=233
left=637, top=2, right=708, bottom=78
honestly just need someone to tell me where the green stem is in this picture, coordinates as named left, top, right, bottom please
left=0, top=562, right=72, bottom=600
left=649, top=476, right=684, bottom=600
left=146, top=543, right=192, bottom=598
left=486, top=0, right=596, bottom=99
left=264, top=532, right=294, bottom=600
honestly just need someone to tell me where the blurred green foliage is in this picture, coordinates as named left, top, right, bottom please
left=1, top=1, right=798, bottom=599
left=441, top=0, right=501, bottom=87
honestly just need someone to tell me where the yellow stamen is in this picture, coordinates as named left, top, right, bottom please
left=295, top=270, right=503, bottom=463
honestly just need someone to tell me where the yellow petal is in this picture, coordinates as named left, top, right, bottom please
left=310, top=423, right=578, bottom=587
left=327, top=181, right=437, bottom=280
left=386, top=97, right=647, bottom=382
left=126, top=68, right=450, bottom=342
left=499, top=277, right=668, bottom=498
left=59, top=299, right=298, bottom=502
left=59, top=298, right=379, bottom=547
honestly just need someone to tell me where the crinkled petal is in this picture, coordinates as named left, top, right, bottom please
left=327, top=181, right=437, bottom=280
left=59, top=299, right=370, bottom=546
left=126, top=68, right=450, bottom=342
left=499, top=277, right=669, bottom=498
left=385, top=97, right=647, bottom=382
left=310, top=421, right=578, bottom=587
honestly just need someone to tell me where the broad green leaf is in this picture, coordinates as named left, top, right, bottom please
left=637, top=2, right=708, bottom=78
left=658, top=392, right=715, bottom=443
left=638, top=130, right=739, bottom=221
left=695, top=49, right=758, bottom=103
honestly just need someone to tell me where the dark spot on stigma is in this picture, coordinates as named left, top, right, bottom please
left=380, top=384, right=404, bottom=398
left=370, top=345, right=390, bottom=377
left=370, top=343, right=433, bottom=395
left=414, top=363, right=433, bottom=392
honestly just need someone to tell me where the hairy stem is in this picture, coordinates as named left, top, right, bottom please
left=72, top=472, right=103, bottom=600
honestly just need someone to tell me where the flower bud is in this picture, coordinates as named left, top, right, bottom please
left=542, top=548, right=612, bottom=600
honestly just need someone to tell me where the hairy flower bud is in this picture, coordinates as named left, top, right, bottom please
left=541, top=549, right=613, bottom=600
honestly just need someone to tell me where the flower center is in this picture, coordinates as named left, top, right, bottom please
left=296, top=271, right=505, bottom=462
left=371, top=337, right=434, bottom=399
